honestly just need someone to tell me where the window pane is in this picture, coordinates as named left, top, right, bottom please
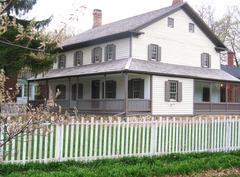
left=56, top=85, right=66, bottom=99
left=74, top=51, right=82, bottom=66
left=130, top=79, right=144, bottom=99
left=151, top=45, right=158, bottom=60
left=58, top=54, right=66, bottom=69
left=189, top=23, right=194, bottom=32
left=169, top=81, right=178, bottom=101
left=94, top=47, right=102, bottom=62
left=105, top=80, right=116, bottom=98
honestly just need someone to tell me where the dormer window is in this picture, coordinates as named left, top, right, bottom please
left=148, top=44, right=161, bottom=61
left=168, top=17, right=174, bottom=28
left=201, top=53, right=211, bottom=68
left=189, top=23, right=194, bottom=33
left=74, top=51, right=83, bottom=66
left=58, top=54, right=66, bottom=69
left=105, top=44, right=116, bottom=61
left=92, top=47, right=102, bottom=63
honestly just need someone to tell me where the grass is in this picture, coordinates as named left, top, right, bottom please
left=1, top=151, right=240, bottom=177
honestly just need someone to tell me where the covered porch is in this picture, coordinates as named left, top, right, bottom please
left=29, top=73, right=152, bottom=115
left=194, top=80, right=240, bottom=114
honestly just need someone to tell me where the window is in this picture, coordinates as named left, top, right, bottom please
left=202, top=87, right=210, bottom=102
left=58, top=54, right=66, bottom=69
left=148, top=44, right=161, bottom=61
left=78, top=84, right=83, bottom=99
left=169, top=81, right=178, bottom=101
left=165, top=80, right=182, bottom=102
left=92, top=47, right=102, bottom=63
left=17, top=85, right=23, bottom=97
left=72, top=84, right=77, bottom=101
left=201, top=53, right=211, bottom=68
left=189, top=23, right=194, bottom=33
left=105, top=44, right=116, bottom=61
left=168, top=17, right=174, bottom=28
left=128, top=79, right=144, bottom=99
left=74, top=51, right=83, bottom=66
left=56, top=85, right=66, bottom=99
left=91, top=80, right=100, bottom=99
left=102, top=80, right=116, bottom=99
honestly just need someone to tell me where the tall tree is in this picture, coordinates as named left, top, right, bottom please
left=198, top=5, right=240, bottom=66
left=0, top=0, right=58, bottom=99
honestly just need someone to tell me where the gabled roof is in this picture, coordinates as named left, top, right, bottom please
left=61, top=2, right=226, bottom=51
left=29, top=59, right=239, bottom=83
left=221, top=65, right=240, bottom=79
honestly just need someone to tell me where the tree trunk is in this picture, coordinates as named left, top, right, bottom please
left=4, top=72, right=18, bottom=102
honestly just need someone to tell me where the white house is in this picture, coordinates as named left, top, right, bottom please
left=28, top=0, right=240, bottom=115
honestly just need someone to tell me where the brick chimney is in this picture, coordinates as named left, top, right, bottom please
left=227, top=51, right=234, bottom=66
left=172, top=0, right=183, bottom=6
left=93, top=9, right=102, bottom=28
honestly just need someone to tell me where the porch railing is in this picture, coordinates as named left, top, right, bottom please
left=194, top=102, right=240, bottom=114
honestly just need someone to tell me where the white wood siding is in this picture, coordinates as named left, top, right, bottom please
left=53, top=38, right=130, bottom=69
left=152, top=75, right=194, bottom=115
left=132, top=9, right=220, bottom=69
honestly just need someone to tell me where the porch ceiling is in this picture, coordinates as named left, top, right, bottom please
left=29, top=58, right=240, bottom=83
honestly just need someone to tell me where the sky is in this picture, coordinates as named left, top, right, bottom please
left=26, top=0, right=240, bottom=34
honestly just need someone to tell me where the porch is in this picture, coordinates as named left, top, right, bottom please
left=29, top=73, right=152, bottom=114
left=194, top=80, right=240, bottom=114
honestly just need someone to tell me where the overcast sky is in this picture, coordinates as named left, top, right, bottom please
left=26, top=0, right=239, bottom=34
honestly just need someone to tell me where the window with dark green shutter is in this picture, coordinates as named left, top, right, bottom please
left=128, top=79, right=144, bottom=99
left=92, top=47, right=102, bottom=63
left=74, top=51, right=83, bottom=66
left=105, top=44, right=116, bottom=61
left=165, top=80, right=182, bottom=102
left=148, top=44, right=161, bottom=61
left=58, top=54, right=66, bottom=69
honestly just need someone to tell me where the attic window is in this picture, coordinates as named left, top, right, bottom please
left=168, top=17, right=174, bottom=28
left=189, top=23, right=194, bottom=33
left=148, top=44, right=161, bottom=61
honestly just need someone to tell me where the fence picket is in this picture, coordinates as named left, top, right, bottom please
left=1, top=116, right=240, bottom=164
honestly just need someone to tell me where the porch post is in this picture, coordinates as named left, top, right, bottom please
left=103, top=74, right=106, bottom=113
left=27, top=80, right=30, bottom=106
left=150, top=75, right=152, bottom=114
left=68, top=77, right=71, bottom=109
left=124, top=72, right=128, bottom=115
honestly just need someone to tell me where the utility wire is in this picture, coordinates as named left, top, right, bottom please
left=0, top=39, right=44, bottom=52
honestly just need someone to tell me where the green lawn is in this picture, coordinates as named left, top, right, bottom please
left=1, top=151, right=240, bottom=177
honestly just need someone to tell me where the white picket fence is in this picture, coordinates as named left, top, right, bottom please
left=1, top=116, right=240, bottom=164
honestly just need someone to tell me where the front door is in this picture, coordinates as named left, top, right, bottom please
left=91, top=80, right=100, bottom=109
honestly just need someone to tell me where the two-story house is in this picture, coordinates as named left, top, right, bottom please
left=28, top=0, right=240, bottom=115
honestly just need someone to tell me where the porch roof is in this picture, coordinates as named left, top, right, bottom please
left=29, top=58, right=240, bottom=83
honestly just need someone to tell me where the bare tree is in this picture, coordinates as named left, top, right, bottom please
left=198, top=5, right=240, bottom=66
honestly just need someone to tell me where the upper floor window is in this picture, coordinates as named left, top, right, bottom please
left=148, top=44, right=161, bottom=61
left=189, top=23, right=194, bottom=33
left=168, top=17, right=174, bottom=28
left=92, top=47, right=102, bottom=63
left=105, top=44, right=116, bottom=61
left=58, top=54, right=66, bottom=69
left=201, top=53, right=211, bottom=68
left=56, top=84, right=66, bottom=99
left=74, top=51, right=83, bottom=66
left=165, top=80, right=182, bottom=102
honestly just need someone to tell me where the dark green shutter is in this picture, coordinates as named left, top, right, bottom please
left=177, top=82, right=182, bottom=102
left=104, top=46, right=108, bottom=61
left=208, top=54, right=211, bottom=68
left=112, top=81, right=116, bottom=98
left=201, top=53, right=204, bottom=67
left=139, top=79, right=144, bottom=99
left=91, top=49, right=95, bottom=63
left=99, top=48, right=102, bottom=62
left=72, top=84, right=77, bottom=100
left=79, top=51, right=83, bottom=65
left=157, top=46, right=161, bottom=62
left=78, top=84, right=83, bottom=99
left=73, top=52, right=77, bottom=66
left=128, top=80, right=133, bottom=98
left=148, top=44, right=152, bottom=60
left=112, top=44, right=116, bottom=60
left=165, top=81, right=170, bottom=102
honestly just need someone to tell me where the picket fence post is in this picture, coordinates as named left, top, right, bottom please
left=55, top=122, right=63, bottom=161
left=150, top=118, right=157, bottom=155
